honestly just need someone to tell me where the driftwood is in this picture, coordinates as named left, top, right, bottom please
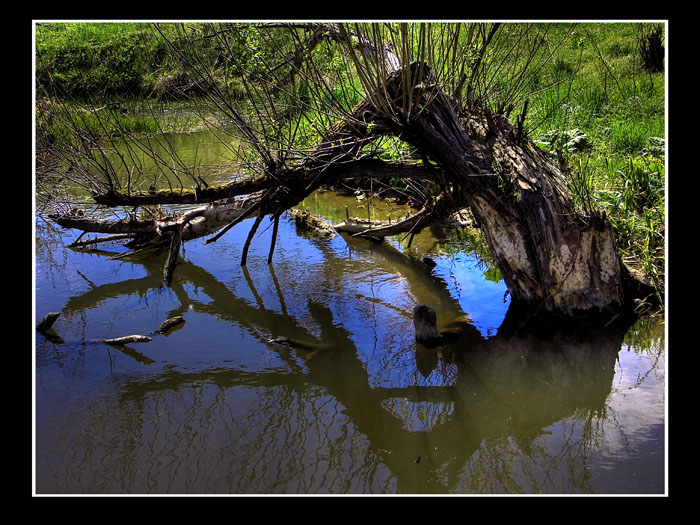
left=100, top=335, right=153, bottom=346
left=412, top=304, right=475, bottom=348
left=68, top=233, right=134, bottom=248
left=152, top=316, right=186, bottom=334
left=413, top=304, right=440, bottom=345
left=289, top=209, right=338, bottom=239
left=37, top=312, right=65, bottom=344
left=37, top=312, right=60, bottom=332
left=39, top=314, right=184, bottom=347
left=334, top=195, right=448, bottom=239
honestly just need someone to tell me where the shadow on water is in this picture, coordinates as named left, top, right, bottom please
left=35, top=211, right=659, bottom=494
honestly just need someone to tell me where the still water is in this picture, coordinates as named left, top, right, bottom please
left=34, top=135, right=665, bottom=496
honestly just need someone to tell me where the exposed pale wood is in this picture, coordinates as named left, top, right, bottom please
left=100, top=335, right=153, bottom=345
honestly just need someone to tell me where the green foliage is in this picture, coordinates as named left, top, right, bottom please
left=535, top=128, right=590, bottom=153
left=35, top=22, right=205, bottom=99
left=36, top=23, right=161, bottom=97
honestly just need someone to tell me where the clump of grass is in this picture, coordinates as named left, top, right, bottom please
left=562, top=151, right=665, bottom=294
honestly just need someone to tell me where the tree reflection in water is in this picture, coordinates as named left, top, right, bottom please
left=34, top=218, right=663, bottom=494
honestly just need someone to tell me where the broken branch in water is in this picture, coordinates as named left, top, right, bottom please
left=68, top=233, right=134, bottom=247
left=163, top=225, right=183, bottom=286
left=289, top=209, right=338, bottom=239
left=100, top=335, right=153, bottom=346
left=152, top=316, right=186, bottom=334
left=37, top=312, right=60, bottom=332
left=333, top=195, right=446, bottom=239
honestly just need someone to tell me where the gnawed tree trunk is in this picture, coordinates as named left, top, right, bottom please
left=454, top=111, right=629, bottom=315
left=316, top=61, right=639, bottom=316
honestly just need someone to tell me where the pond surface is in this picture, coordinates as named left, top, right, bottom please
left=34, top=134, right=666, bottom=496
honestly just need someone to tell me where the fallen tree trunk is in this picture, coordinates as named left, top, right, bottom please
left=457, top=112, right=629, bottom=314
left=48, top=59, right=656, bottom=317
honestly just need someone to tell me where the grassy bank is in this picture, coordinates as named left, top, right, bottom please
left=34, top=22, right=222, bottom=99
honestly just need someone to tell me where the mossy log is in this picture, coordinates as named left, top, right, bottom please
left=289, top=209, right=338, bottom=239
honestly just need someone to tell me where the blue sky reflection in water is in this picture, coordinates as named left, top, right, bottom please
left=34, top=189, right=665, bottom=495
left=431, top=252, right=509, bottom=338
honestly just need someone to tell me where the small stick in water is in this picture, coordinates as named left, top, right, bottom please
left=153, top=316, right=186, bottom=334
left=101, top=335, right=152, bottom=346
left=37, top=312, right=60, bottom=333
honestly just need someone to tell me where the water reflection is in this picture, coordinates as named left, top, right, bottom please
left=35, top=206, right=664, bottom=494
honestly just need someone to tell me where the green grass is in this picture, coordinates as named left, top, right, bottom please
left=36, top=98, right=207, bottom=145
left=34, top=22, right=206, bottom=99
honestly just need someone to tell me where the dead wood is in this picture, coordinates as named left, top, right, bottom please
left=289, top=209, right=338, bottom=239
left=334, top=194, right=451, bottom=239
left=46, top=43, right=653, bottom=316
left=163, top=225, right=183, bottom=286
left=100, top=335, right=153, bottom=346
left=37, top=312, right=65, bottom=344
left=267, top=214, right=281, bottom=264
left=68, top=233, right=133, bottom=247
left=37, top=312, right=60, bottom=332
left=241, top=213, right=263, bottom=267
left=152, top=316, right=186, bottom=334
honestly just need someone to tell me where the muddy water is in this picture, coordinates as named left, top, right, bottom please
left=34, top=137, right=665, bottom=495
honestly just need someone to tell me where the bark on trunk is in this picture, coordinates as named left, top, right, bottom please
left=463, top=113, right=627, bottom=314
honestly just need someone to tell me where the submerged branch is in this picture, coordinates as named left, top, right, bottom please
left=68, top=233, right=134, bottom=247
left=100, top=335, right=153, bottom=345
left=334, top=193, right=453, bottom=239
